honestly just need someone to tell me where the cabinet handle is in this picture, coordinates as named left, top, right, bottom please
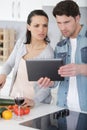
left=17, top=1, right=20, bottom=18
left=12, top=1, right=15, bottom=18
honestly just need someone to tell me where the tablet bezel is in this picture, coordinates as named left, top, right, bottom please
left=26, top=59, right=64, bottom=81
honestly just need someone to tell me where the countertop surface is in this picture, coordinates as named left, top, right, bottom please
left=0, top=103, right=63, bottom=130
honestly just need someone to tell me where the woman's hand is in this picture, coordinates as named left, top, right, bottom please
left=22, top=98, right=35, bottom=107
left=37, top=77, right=54, bottom=88
left=0, top=74, right=7, bottom=88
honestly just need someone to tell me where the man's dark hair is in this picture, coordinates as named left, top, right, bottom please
left=53, top=0, right=81, bottom=18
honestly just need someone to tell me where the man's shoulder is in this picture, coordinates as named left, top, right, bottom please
left=80, top=25, right=87, bottom=37
left=56, top=39, right=68, bottom=47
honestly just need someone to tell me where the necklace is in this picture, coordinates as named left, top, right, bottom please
left=27, top=43, right=47, bottom=51
left=23, top=43, right=47, bottom=60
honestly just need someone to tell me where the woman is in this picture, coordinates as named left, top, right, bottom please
left=0, top=10, right=54, bottom=107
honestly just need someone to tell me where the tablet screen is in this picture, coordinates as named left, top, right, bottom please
left=26, top=59, right=64, bottom=81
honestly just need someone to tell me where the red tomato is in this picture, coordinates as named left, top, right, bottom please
left=13, top=107, right=24, bottom=116
left=8, top=105, right=14, bottom=110
left=13, top=104, right=18, bottom=109
left=24, top=107, right=30, bottom=115
left=8, top=105, right=18, bottom=112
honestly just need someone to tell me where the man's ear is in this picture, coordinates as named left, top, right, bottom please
left=75, top=15, right=80, bottom=23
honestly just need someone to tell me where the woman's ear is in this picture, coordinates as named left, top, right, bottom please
left=27, top=24, right=31, bottom=31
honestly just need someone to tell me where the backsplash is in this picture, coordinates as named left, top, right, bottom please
left=0, top=21, right=26, bottom=41
left=0, top=6, right=87, bottom=50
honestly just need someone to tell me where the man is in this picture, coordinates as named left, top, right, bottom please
left=38, top=0, right=87, bottom=112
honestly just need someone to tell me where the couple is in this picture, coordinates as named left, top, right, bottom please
left=0, top=0, right=87, bottom=112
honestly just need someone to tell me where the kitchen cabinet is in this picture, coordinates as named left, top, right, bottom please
left=41, top=0, right=87, bottom=6
left=0, top=0, right=42, bottom=22
left=19, top=0, right=42, bottom=21
left=0, top=0, right=13, bottom=21
left=0, top=0, right=21, bottom=21
left=41, top=0, right=62, bottom=6
left=0, top=0, right=86, bottom=21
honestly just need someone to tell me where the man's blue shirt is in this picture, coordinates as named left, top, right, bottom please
left=54, top=25, right=87, bottom=111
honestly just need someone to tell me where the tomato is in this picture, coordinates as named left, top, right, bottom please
left=13, top=104, right=18, bottom=109
left=8, top=105, right=13, bottom=110
left=13, top=106, right=30, bottom=116
left=13, top=107, right=24, bottom=116
left=24, top=107, right=30, bottom=115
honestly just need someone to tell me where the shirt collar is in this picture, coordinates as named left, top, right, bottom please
left=78, top=25, right=87, bottom=37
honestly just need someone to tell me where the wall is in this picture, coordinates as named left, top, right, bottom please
left=0, top=0, right=87, bottom=97
left=43, top=6, right=87, bottom=49
left=0, top=21, right=26, bottom=41
left=0, top=0, right=86, bottom=49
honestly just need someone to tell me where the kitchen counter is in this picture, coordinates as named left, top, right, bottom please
left=0, top=103, right=63, bottom=130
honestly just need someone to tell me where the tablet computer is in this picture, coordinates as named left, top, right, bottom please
left=26, top=59, right=64, bottom=81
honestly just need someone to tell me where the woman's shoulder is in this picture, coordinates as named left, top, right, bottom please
left=46, top=44, right=54, bottom=53
left=15, top=35, right=26, bottom=48
left=42, top=44, right=54, bottom=58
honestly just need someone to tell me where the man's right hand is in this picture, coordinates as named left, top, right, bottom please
left=0, top=74, right=6, bottom=88
left=37, top=77, right=54, bottom=88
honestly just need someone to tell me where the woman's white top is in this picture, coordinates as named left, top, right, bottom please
left=10, top=58, right=35, bottom=99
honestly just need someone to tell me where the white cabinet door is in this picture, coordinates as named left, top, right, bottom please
left=0, top=0, right=86, bottom=21
left=19, top=0, right=42, bottom=22
left=0, top=0, right=42, bottom=21
left=0, top=0, right=14, bottom=21
left=41, top=0, right=87, bottom=7
left=0, top=0, right=21, bottom=21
